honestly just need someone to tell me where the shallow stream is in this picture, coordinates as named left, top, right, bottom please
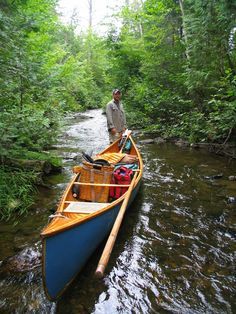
left=0, top=109, right=235, bottom=313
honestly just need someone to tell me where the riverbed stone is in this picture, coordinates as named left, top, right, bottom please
left=139, top=139, right=155, bottom=144
left=154, top=137, right=166, bottom=144
left=175, top=139, right=190, bottom=147
left=1, top=244, right=41, bottom=273
left=227, top=197, right=236, bottom=204
left=204, top=173, right=223, bottom=180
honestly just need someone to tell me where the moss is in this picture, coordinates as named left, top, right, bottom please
left=16, top=150, right=62, bottom=168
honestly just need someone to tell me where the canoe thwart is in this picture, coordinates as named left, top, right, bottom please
left=73, top=182, right=130, bottom=187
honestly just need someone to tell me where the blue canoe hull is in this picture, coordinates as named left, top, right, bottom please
left=42, top=182, right=140, bottom=301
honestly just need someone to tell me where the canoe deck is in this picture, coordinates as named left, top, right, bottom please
left=64, top=201, right=110, bottom=214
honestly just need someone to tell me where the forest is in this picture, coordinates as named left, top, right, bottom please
left=0, top=0, right=236, bottom=220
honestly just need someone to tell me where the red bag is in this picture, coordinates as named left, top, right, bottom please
left=109, top=166, right=133, bottom=199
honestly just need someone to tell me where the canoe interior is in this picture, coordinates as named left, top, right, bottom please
left=41, top=136, right=143, bottom=237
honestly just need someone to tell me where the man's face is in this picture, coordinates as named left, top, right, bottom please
left=113, top=92, right=121, bottom=102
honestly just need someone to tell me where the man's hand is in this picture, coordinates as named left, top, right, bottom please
left=110, top=128, right=117, bottom=135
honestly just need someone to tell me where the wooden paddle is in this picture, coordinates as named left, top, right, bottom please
left=95, top=171, right=138, bottom=279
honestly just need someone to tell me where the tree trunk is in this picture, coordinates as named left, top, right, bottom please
left=179, top=0, right=190, bottom=60
left=88, top=0, right=92, bottom=29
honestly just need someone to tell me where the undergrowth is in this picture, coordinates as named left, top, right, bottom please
left=0, top=167, right=37, bottom=221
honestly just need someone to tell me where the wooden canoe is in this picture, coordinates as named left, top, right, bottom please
left=41, top=135, right=143, bottom=301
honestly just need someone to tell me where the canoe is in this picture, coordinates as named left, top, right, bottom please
left=41, top=135, right=143, bottom=301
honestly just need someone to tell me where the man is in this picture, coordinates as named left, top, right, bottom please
left=106, top=89, right=127, bottom=143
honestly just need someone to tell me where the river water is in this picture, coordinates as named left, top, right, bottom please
left=0, top=109, right=235, bottom=313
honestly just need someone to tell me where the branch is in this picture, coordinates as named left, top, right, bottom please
left=216, top=127, right=233, bottom=153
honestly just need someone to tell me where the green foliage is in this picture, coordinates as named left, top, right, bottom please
left=182, top=0, right=236, bottom=107
left=0, top=106, right=60, bottom=157
left=169, top=111, right=208, bottom=143
left=18, top=150, right=62, bottom=168
left=105, top=4, right=144, bottom=93
left=0, top=0, right=113, bottom=221
left=106, top=0, right=236, bottom=145
left=0, top=167, right=37, bottom=221
left=1, top=0, right=236, bottom=220
left=207, top=99, right=236, bottom=141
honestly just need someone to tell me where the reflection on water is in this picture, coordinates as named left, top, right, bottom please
left=0, top=109, right=236, bottom=313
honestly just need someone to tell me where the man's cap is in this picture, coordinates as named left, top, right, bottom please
left=113, top=89, right=121, bottom=94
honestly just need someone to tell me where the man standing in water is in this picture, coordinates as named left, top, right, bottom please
left=106, top=89, right=127, bottom=143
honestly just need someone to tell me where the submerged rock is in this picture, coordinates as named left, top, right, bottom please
left=139, top=139, right=155, bottom=144
left=175, top=139, right=190, bottom=147
left=204, top=173, right=223, bottom=180
left=154, top=137, right=166, bottom=144
left=227, top=197, right=236, bottom=204
left=0, top=243, right=41, bottom=274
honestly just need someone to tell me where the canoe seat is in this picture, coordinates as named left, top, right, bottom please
left=64, top=201, right=109, bottom=214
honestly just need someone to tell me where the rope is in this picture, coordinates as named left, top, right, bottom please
left=48, top=213, right=69, bottom=220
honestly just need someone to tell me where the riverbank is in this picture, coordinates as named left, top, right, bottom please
left=138, top=131, right=236, bottom=160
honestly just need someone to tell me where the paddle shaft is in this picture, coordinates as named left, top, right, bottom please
left=95, top=171, right=138, bottom=278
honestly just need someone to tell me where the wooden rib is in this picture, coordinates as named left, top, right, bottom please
left=112, top=168, right=140, bottom=172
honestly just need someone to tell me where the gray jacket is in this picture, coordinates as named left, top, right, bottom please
left=106, top=100, right=127, bottom=133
